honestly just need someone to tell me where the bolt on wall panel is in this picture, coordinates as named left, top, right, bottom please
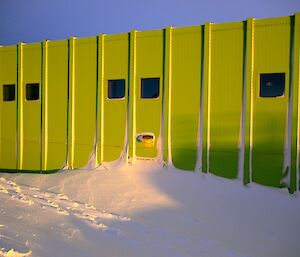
left=208, top=22, right=244, bottom=178
left=42, top=40, right=68, bottom=171
left=134, top=30, right=163, bottom=158
left=98, top=34, right=129, bottom=163
left=68, top=37, right=97, bottom=169
left=251, top=17, right=291, bottom=187
left=170, top=26, right=202, bottom=170
left=0, top=46, right=17, bottom=170
left=20, top=43, right=42, bottom=171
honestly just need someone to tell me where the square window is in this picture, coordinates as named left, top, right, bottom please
left=141, top=78, right=160, bottom=99
left=3, top=84, right=15, bottom=101
left=260, top=73, right=285, bottom=97
left=108, top=79, right=125, bottom=99
left=26, top=83, right=39, bottom=100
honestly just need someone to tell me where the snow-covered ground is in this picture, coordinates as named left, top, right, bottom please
left=0, top=160, right=299, bottom=257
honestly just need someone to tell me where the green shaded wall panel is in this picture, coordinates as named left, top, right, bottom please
left=0, top=46, right=17, bottom=170
left=135, top=30, right=163, bottom=158
left=251, top=17, right=291, bottom=187
left=99, top=34, right=128, bottom=163
left=171, top=27, right=201, bottom=170
left=71, top=37, right=97, bottom=168
left=251, top=153, right=285, bottom=187
left=208, top=23, right=244, bottom=178
left=43, top=40, right=68, bottom=170
left=21, top=43, right=42, bottom=171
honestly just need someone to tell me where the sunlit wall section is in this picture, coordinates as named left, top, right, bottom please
left=170, top=26, right=202, bottom=170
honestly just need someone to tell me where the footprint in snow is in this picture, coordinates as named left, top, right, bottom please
left=0, top=177, right=130, bottom=234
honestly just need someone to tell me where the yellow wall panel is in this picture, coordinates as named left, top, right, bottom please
left=0, top=46, right=17, bottom=170
left=209, top=22, right=244, bottom=178
left=43, top=40, right=68, bottom=170
left=98, top=34, right=128, bottom=163
left=134, top=30, right=163, bottom=158
left=251, top=17, right=291, bottom=186
left=20, top=43, right=42, bottom=171
left=69, top=37, right=97, bottom=168
left=171, top=27, right=202, bottom=170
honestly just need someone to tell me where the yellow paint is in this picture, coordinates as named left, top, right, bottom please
left=21, top=42, right=42, bottom=171
left=171, top=26, right=202, bottom=170
left=251, top=17, right=291, bottom=186
left=209, top=22, right=244, bottom=178
left=44, top=40, right=68, bottom=170
left=69, top=37, right=97, bottom=168
left=0, top=45, right=17, bottom=170
left=135, top=30, right=163, bottom=158
left=99, top=33, right=129, bottom=162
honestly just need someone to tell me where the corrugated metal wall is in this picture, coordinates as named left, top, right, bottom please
left=0, top=13, right=299, bottom=192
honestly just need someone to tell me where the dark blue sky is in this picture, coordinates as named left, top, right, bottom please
left=0, top=0, right=299, bottom=45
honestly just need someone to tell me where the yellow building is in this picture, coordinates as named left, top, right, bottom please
left=0, top=13, right=299, bottom=193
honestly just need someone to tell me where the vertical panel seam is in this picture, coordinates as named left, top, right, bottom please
left=162, top=26, right=172, bottom=165
left=71, top=38, right=75, bottom=168
left=198, top=25, right=205, bottom=172
left=100, top=34, right=105, bottom=163
left=285, top=16, right=295, bottom=189
left=132, top=31, right=137, bottom=159
left=93, top=36, right=99, bottom=164
left=40, top=41, right=43, bottom=172
left=67, top=37, right=75, bottom=169
left=242, top=18, right=255, bottom=183
left=206, top=23, right=212, bottom=173
left=239, top=21, right=247, bottom=180
left=17, top=42, right=23, bottom=170
left=249, top=19, right=255, bottom=182
left=294, top=13, right=300, bottom=191
left=41, top=40, right=48, bottom=171
left=167, top=27, right=173, bottom=165
left=128, top=30, right=137, bottom=161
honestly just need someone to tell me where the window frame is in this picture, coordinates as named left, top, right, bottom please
left=26, top=83, right=40, bottom=101
left=259, top=72, right=285, bottom=98
left=107, top=79, right=126, bottom=100
left=140, top=77, right=160, bottom=99
left=3, top=84, right=16, bottom=102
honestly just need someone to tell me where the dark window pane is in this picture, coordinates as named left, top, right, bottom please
left=3, top=84, right=15, bottom=101
left=141, top=78, right=160, bottom=99
left=260, top=73, right=285, bottom=97
left=26, top=83, right=39, bottom=100
left=108, top=79, right=125, bottom=99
